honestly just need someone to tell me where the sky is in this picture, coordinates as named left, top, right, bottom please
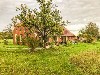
left=0, top=0, right=100, bottom=35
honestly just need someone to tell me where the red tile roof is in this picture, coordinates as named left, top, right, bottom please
left=62, top=27, right=75, bottom=37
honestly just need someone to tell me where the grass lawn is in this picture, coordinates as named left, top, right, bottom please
left=0, top=39, right=100, bottom=75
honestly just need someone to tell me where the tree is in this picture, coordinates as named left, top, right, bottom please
left=0, top=32, right=3, bottom=39
left=2, top=24, right=13, bottom=39
left=79, top=22, right=99, bottom=43
left=12, top=0, right=65, bottom=48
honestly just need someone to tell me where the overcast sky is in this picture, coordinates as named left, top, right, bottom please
left=0, top=0, right=100, bottom=35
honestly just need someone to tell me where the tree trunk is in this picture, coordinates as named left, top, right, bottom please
left=42, top=31, right=47, bottom=48
left=43, top=35, right=47, bottom=48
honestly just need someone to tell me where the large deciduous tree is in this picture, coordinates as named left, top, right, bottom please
left=13, top=0, right=65, bottom=48
left=79, top=22, right=99, bottom=43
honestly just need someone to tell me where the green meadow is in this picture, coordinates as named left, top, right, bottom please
left=0, top=39, right=100, bottom=75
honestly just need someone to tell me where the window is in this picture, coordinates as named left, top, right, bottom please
left=20, top=34, right=22, bottom=42
left=15, top=34, right=17, bottom=43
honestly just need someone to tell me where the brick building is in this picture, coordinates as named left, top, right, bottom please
left=13, top=24, right=76, bottom=44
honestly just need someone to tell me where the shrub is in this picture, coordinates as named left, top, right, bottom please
left=67, top=40, right=72, bottom=46
left=26, top=37, right=40, bottom=52
left=4, top=39, right=8, bottom=45
left=86, top=35, right=94, bottom=43
left=49, top=41, right=55, bottom=48
left=16, top=36, right=20, bottom=45
left=69, top=51, right=100, bottom=75
left=21, top=37, right=26, bottom=45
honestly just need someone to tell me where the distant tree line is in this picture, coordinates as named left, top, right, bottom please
left=0, top=24, right=13, bottom=40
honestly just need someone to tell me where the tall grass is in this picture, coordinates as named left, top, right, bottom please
left=0, top=39, right=100, bottom=75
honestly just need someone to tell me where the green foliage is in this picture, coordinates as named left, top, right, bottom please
left=79, top=22, right=99, bottom=43
left=2, top=24, right=13, bottom=39
left=97, top=35, right=100, bottom=41
left=12, top=0, right=65, bottom=48
left=16, top=36, right=20, bottom=45
left=69, top=51, right=100, bottom=75
left=66, top=40, right=72, bottom=46
left=0, top=32, right=3, bottom=39
left=26, top=37, right=40, bottom=52
left=21, top=38, right=25, bottom=45
left=4, top=39, right=8, bottom=45
left=49, top=41, right=55, bottom=48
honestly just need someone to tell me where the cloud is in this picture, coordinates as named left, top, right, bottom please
left=0, top=0, right=38, bottom=31
left=56, top=0, right=63, bottom=2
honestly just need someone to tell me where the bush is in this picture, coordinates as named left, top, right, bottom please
left=16, top=36, right=20, bottom=45
left=49, top=41, right=55, bottom=48
left=26, top=37, right=40, bottom=52
left=21, top=37, right=26, bottom=45
left=69, top=51, right=100, bottom=75
left=86, top=35, right=94, bottom=43
left=4, top=39, right=8, bottom=45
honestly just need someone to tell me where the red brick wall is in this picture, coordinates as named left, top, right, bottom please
left=13, top=26, right=26, bottom=44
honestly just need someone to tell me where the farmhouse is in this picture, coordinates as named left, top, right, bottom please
left=13, top=23, right=76, bottom=44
